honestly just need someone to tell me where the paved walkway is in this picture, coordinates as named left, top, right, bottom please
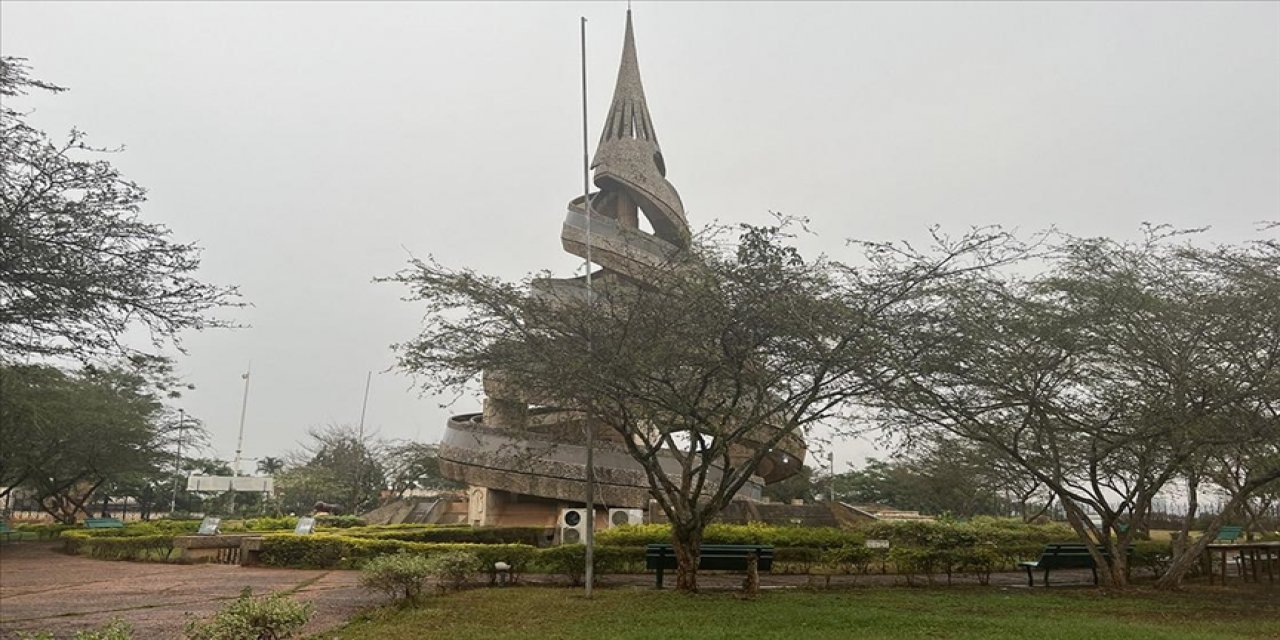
left=0, top=543, right=380, bottom=639
left=1, top=542, right=1107, bottom=638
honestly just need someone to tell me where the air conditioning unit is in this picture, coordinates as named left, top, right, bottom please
left=608, top=508, right=644, bottom=528
left=559, top=508, right=588, bottom=545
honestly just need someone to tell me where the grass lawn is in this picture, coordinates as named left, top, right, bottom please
left=327, top=584, right=1280, bottom=640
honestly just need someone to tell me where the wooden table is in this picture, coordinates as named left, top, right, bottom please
left=1204, top=542, right=1280, bottom=585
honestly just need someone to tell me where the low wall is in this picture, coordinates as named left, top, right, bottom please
left=173, top=534, right=263, bottom=565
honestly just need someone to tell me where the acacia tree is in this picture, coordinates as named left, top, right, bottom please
left=388, top=222, right=1017, bottom=591
left=385, top=442, right=463, bottom=498
left=0, top=57, right=237, bottom=361
left=275, top=425, right=387, bottom=514
left=874, top=227, right=1280, bottom=588
left=0, top=358, right=200, bottom=522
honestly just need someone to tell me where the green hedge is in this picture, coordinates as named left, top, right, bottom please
left=597, top=523, right=867, bottom=548
left=13, top=522, right=77, bottom=540
left=529, top=544, right=646, bottom=585
left=255, top=534, right=538, bottom=573
left=243, top=516, right=300, bottom=531
left=62, top=531, right=178, bottom=561
left=598, top=518, right=1072, bottom=551
left=355, top=526, right=547, bottom=546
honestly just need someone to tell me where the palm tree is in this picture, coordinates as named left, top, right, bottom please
left=256, top=456, right=285, bottom=476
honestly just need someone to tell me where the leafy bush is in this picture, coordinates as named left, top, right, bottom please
left=534, top=544, right=589, bottom=585
left=1131, top=540, right=1173, bottom=578
left=315, top=515, right=365, bottom=528
left=822, top=545, right=878, bottom=577
left=183, top=587, right=313, bottom=640
left=530, top=545, right=646, bottom=584
left=426, top=550, right=482, bottom=591
left=597, top=523, right=866, bottom=548
left=774, top=546, right=822, bottom=574
left=356, top=526, right=547, bottom=546
left=19, top=617, right=134, bottom=640
left=14, top=522, right=77, bottom=540
left=889, top=546, right=937, bottom=586
left=954, top=546, right=1001, bottom=585
left=243, top=517, right=299, bottom=532
left=148, top=519, right=204, bottom=534
left=360, top=554, right=435, bottom=602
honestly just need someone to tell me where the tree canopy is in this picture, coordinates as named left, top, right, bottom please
left=389, top=220, right=1020, bottom=591
left=872, top=226, right=1280, bottom=587
left=0, top=358, right=200, bottom=522
left=0, top=57, right=237, bottom=362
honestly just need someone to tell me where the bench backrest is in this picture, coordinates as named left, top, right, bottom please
left=0, top=522, right=12, bottom=533
left=1034, top=542, right=1133, bottom=567
left=1215, top=526, right=1244, bottom=542
left=645, top=544, right=774, bottom=571
left=84, top=518, right=124, bottom=529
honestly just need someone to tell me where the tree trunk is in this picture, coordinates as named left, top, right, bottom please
left=671, top=527, right=703, bottom=593
left=742, top=552, right=759, bottom=598
left=1104, top=534, right=1131, bottom=588
left=1155, top=502, right=1242, bottom=589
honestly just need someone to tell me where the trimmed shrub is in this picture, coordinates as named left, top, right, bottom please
left=14, top=522, right=77, bottom=540
left=954, top=545, right=1001, bottom=586
left=254, top=533, right=536, bottom=572
left=357, top=526, right=546, bottom=546
left=426, top=550, right=482, bottom=591
left=183, top=587, right=312, bottom=640
left=1131, top=540, right=1173, bottom=578
left=889, top=546, right=937, bottom=586
left=597, top=523, right=866, bottom=549
left=149, top=519, right=204, bottom=534
left=530, top=545, right=646, bottom=584
left=315, top=515, right=365, bottom=528
left=360, top=554, right=435, bottom=602
left=822, top=544, right=878, bottom=577
left=774, top=546, right=822, bottom=574
left=534, top=544, right=588, bottom=585
left=243, top=517, right=299, bottom=532
left=62, top=531, right=177, bottom=562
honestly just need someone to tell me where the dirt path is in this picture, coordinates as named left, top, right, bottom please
left=0, top=543, right=381, bottom=639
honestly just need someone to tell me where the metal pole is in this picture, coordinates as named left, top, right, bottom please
left=354, top=371, right=372, bottom=510
left=580, top=14, right=596, bottom=599
left=233, top=364, right=251, bottom=476
left=829, top=452, right=836, bottom=502
left=170, top=409, right=185, bottom=514
left=230, top=363, right=251, bottom=515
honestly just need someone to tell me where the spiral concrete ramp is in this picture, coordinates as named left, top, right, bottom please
left=437, top=11, right=806, bottom=522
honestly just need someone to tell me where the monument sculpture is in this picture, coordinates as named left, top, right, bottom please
left=435, top=12, right=807, bottom=533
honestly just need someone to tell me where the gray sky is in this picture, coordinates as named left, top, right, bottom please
left=3, top=1, right=1277, bottom=474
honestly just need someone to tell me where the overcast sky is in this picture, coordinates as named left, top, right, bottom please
left=3, top=1, right=1277, bottom=474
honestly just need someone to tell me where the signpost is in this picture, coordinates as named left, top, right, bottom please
left=197, top=517, right=222, bottom=536
left=293, top=517, right=316, bottom=535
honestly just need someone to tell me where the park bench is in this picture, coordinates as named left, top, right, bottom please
left=645, top=544, right=773, bottom=589
left=1019, top=543, right=1130, bottom=587
left=83, top=518, right=124, bottom=529
left=0, top=521, right=21, bottom=542
left=1214, top=525, right=1244, bottom=543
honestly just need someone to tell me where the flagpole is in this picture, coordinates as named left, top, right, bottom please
left=580, top=14, right=597, bottom=599
left=229, top=362, right=251, bottom=515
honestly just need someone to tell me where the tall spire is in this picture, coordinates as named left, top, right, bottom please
left=588, top=10, right=689, bottom=247
left=594, top=10, right=661, bottom=168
